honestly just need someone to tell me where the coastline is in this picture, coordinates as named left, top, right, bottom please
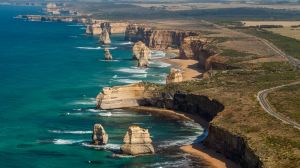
left=128, top=106, right=240, bottom=168
left=160, top=57, right=203, bottom=81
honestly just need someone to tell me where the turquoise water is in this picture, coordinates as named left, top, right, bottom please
left=0, top=6, right=206, bottom=168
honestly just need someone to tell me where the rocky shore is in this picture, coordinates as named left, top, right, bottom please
left=93, top=23, right=262, bottom=168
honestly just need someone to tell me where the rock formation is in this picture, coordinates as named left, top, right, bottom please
left=132, top=41, right=151, bottom=60
left=92, top=124, right=108, bottom=145
left=99, top=29, right=111, bottom=45
left=104, top=48, right=112, bottom=60
left=179, top=36, right=215, bottom=69
left=96, top=83, right=153, bottom=109
left=86, top=24, right=102, bottom=36
left=137, top=49, right=149, bottom=67
left=166, top=68, right=183, bottom=84
left=120, top=125, right=155, bottom=155
left=125, top=24, right=198, bottom=49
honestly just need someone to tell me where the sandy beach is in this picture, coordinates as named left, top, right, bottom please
left=161, top=58, right=203, bottom=81
left=128, top=106, right=240, bottom=168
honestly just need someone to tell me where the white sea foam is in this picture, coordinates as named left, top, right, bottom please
left=150, top=61, right=171, bottom=68
left=72, top=98, right=96, bottom=105
left=159, top=121, right=205, bottom=148
left=131, top=74, right=147, bottom=78
left=118, top=42, right=133, bottom=45
left=151, top=50, right=166, bottom=59
left=87, top=109, right=101, bottom=113
left=115, top=79, right=142, bottom=84
left=76, top=46, right=102, bottom=50
left=49, top=130, right=92, bottom=134
left=98, top=112, right=112, bottom=117
left=53, top=139, right=84, bottom=145
left=112, top=75, right=118, bottom=79
left=116, top=67, right=147, bottom=74
left=82, top=143, right=120, bottom=150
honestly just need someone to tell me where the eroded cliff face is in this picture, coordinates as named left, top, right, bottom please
left=179, top=36, right=216, bottom=69
left=96, top=83, right=154, bottom=109
left=125, top=24, right=198, bottom=49
left=204, top=125, right=262, bottom=168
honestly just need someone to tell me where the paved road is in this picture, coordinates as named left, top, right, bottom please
left=257, top=81, right=300, bottom=130
left=255, top=37, right=300, bottom=129
left=258, top=38, right=300, bottom=68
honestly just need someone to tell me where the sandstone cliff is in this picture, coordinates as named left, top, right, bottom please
left=125, top=24, right=198, bottom=49
left=204, top=125, right=262, bottom=168
left=86, top=24, right=102, bottom=36
left=120, top=125, right=155, bottom=155
left=179, top=36, right=215, bottom=69
left=166, top=68, right=183, bottom=84
left=132, top=41, right=151, bottom=60
left=96, top=83, right=153, bottom=110
left=92, top=124, right=108, bottom=145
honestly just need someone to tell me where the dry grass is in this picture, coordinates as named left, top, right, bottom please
left=265, top=27, right=300, bottom=41
left=268, top=84, right=300, bottom=123
left=242, top=21, right=300, bottom=27
left=133, top=3, right=300, bottom=11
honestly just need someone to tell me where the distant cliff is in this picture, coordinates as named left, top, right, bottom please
left=125, top=24, right=198, bottom=49
left=125, top=24, right=217, bottom=69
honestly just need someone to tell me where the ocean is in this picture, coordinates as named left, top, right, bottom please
left=0, top=5, right=206, bottom=168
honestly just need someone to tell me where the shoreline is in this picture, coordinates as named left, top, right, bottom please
left=160, top=57, right=203, bottom=81
left=127, top=106, right=240, bottom=168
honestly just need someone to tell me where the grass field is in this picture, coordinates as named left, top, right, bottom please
left=268, top=84, right=300, bottom=123
left=241, top=28, right=300, bottom=59
left=266, top=27, right=300, bottom=41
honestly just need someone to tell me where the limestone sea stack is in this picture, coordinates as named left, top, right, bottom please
left=137, top=49, right=149, bottom=67
left=104, top=48, right=112, bottom=60
left=120, top=125, right=155, bottom=155
left=166, top=68, right=183, bottom=84
left=99, top=29, right=111, bottom=45
left=96, top=83, right=153, bottom=110
left=92, top=124, right=108, bottom=145
left=132, top=41, right=151, bottom=60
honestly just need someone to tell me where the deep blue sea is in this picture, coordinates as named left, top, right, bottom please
left=0, top=5, right=206, bottom=168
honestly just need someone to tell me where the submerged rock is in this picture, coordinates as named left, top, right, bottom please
left=166, top=68, right=183, bottom=84
left=99, top=29, right=111, bottom=45
left=104, top=48, right=112, bottom=60
left=92, top=124, right=108, bottom=145
left=132, top=41, right=151, bottom=60
left=120, top=125, right=155, bottom=155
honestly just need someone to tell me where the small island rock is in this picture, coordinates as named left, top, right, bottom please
left=120, top=125, right=155, bottom=155
left=92, top=124, right=108, bottom=145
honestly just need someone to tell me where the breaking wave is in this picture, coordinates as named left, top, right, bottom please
left=49, top=130, right=92, bottom=134
left=116, top=67, right=148, bottom=74
left=53, top=139, right=85, bottom=145
left=76, top=46, right=102, bottom=50
left=82, top=143, right=120, bottom=150
left=114, top=79, right=142, bottom=84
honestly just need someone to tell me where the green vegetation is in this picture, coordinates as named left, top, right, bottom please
left=268, top=84, right=300, bottom=123
left=242, top=28, right=300, bottom=59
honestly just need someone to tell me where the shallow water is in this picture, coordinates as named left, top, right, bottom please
left=0, top=5, right=206, bottom=168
